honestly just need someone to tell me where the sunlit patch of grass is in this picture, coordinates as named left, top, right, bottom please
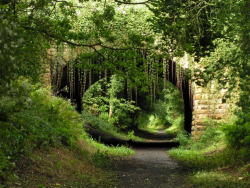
left=189, top=169, right=250, bottom=188
left=78, top=134, right=135, bottom=157
left=87, top=140, right=135, bottom=156
left=165, top=124, right=181, bottom=135
left=165, top=116, right=184, bottom=136
left=110, top=130, right=145, bottom=141
left=140, top=126, right=158, bottom=133
left=170, top=147, right=250, bottom=187
left=169, top=142, right=249, bottom=170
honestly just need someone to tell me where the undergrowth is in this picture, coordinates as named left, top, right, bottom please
left=82, top=111, right=144, bottom=141
left=169, top=119, right=250, bottom=187
left=0, top=78, right=133, bottom=186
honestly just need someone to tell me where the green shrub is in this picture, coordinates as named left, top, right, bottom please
left=224, top=120, right=250, bottom=149
left=82, top=111, right=117, bottom=132
left=175, top=131, right=193, bottom=148
left=0, top=78, right=84, bottom=182
left=91, top=150, right=111, bottom=169
left=166, top=116, right=184, bottom=135
left=82, top=75, right=139, bottom=130
left=193, top=125, right=223, bottom=150
left=169, top=120, right=249, bottom=171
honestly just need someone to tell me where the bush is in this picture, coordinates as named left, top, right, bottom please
left=170, top=119, right=249, bottom=172
left=82, top=111, right=117, bottom=132
left=175, top=123, right=223, bottom=150
left=0, top=78, right=83, bottom=182
left=166, top=116, right=184, bottom=135
left=175, top=131, right=193, bottom=148
left=91, top=150, right=111, bottom=169
left=224, top=119, right=250, bottom=148
left=194, top=125, right=223, bottom=150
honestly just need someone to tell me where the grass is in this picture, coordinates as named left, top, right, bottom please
left=3, top=132, right=134, bottom=187
left=188, top=167, right=250, bottom=188
left=79, top=134, right=135, bottom=156
left=139, top=126, right=158, bottom=134
left=165, top=116, right=184, bottom=136
left=169, top=124, right=250, bottom=187
left=5, top=147, right=117, bottom=188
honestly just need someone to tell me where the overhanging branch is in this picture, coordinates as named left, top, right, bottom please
left=114, top=0, right=150, bottom=5
left=23, top=26, right=153, bottom=58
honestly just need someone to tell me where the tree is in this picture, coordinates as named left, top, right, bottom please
left=82, top=75, right=140, bottom=129
left=149, top=0, right=249, bottom=115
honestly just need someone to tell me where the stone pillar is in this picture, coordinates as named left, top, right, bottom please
left=191, top=82, right=231, bottom=138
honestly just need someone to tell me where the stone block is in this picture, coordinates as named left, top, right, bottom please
left=195, top=114, right=209, bottom=119
left=195, top=109, right=209, bottom=114
left=213, top=115, right=223, bottom=120
left=217, top=104, right=225, bottom=109
left=193, top=120, right=206, bottom=126
left=195, top=94, right=201, bottom=100
left=214, top=109, right=228, bottom=114
left=198, top=100, right=209, bottom=105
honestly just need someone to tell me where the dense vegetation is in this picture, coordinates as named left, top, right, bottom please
left=0, top=0, right=249, bottom=187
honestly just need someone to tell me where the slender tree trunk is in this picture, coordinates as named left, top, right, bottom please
left=135, top=87, right=138, bottom=106
left=109, top=102, right=113, bottom=119
left=163, top=59, right=167, bottom=90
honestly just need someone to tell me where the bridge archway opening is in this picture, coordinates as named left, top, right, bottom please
left=53, top=57, right=193, bottom=134
left=136, top=79, right=185, bottom=135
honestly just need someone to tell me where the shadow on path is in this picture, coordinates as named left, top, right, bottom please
left=112, top=147, right=189, bottom=188
left=84, top=124, right=179, bottom=147
left=85, top=124, right=179, bottom=147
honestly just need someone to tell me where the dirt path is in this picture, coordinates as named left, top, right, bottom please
left=112, top=146, right=188, bottom=188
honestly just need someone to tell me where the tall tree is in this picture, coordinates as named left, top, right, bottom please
left=149, top=0, right=249, bottom=115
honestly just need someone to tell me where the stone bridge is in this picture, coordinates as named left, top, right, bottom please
left=45, top=46, right=233, bottom=138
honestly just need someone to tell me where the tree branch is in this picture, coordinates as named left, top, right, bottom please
left=23, top=26, right=152, bottom=59
left=114, top=0, right=150, bottom=5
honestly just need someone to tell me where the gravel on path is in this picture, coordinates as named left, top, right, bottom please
left=112, top=147, right=189, bottom=188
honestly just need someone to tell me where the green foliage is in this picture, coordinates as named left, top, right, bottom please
left=0, top=9, right=47, bottom=84
left=83, top=75, right=140, bottom=130
left=164, top=83, right=184, bottom=125
left=82, top=110, right=144, bottom=142
left=165, top=116, right=184, bottom=135
left=174, top=131, right=192, bottom=148
left=175, top=123, right=224, bottom=150
left=136, top=81, right=184, bottom=134
left=151, top=100, right=169, bottom=127
left=189, top=170, right=250, bottom=188
left=0, top=78, right=83, bottom=182
left=149, top=0, right=249, bottom=131
left=82, top=111, right=117, bottom=132
left=223, top=113, right=250, bottom=148
left=149, top=0, right=220, bottom=57
left=85, top=135, right=135, bottom=156
left=91, top=150, right=111, bottom=169
left=170, top=119, right=249, bottom=174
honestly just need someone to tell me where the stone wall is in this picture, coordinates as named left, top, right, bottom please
left=191, top=82, right=234, bottom=137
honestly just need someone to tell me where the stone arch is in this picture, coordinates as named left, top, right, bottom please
left=50, top=57, right=193, bottom=133
left=48, top=46, right=232, bottom=137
